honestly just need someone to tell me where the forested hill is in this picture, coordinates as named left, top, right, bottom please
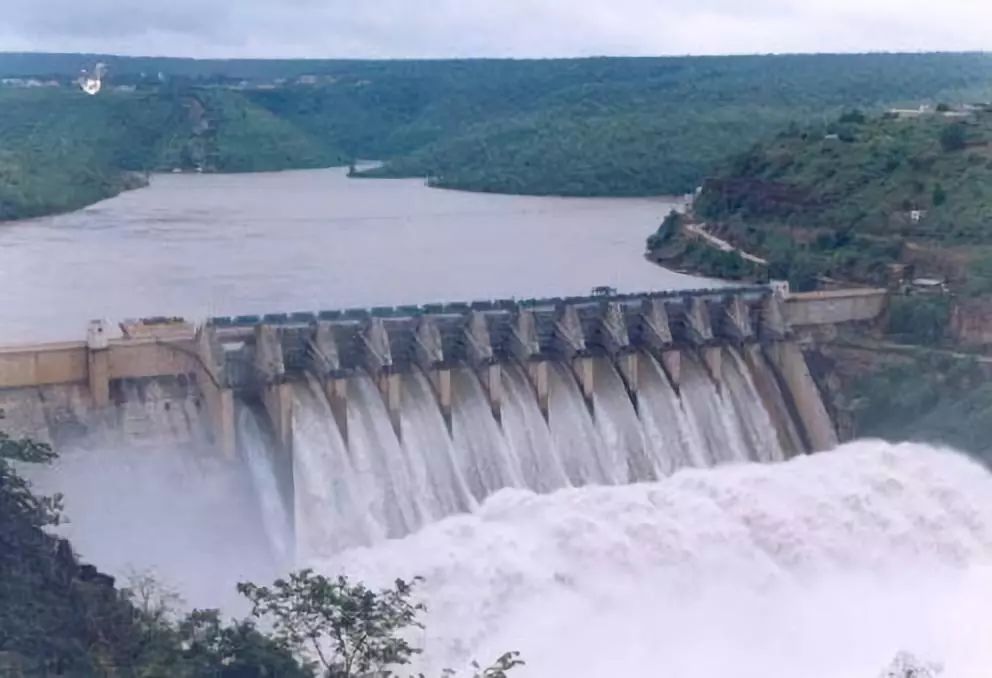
left=355, top=53, right=992, bottom=195
left=0, top=86, right=346, bottom=220
left=685, top=106, right=992, bottom=292
left=2, top=52, right=992, bottom=219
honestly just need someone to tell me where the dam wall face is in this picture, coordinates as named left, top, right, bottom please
left=0, top=286, right=885, bottom=466
left=0, top=287, right=885, bottom=457
left=782, top=288, right=888, bottom=327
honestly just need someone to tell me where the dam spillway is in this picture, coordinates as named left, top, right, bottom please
left=0, top=285, right=888, bottom=561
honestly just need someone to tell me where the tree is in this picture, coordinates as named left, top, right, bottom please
left=886, top=295, right=950, bottom=345
left=767, top=248, right=822, bottom=292
left=966, top=254, right=992, bottom=297
left=932, top=183, right=947, bottom=207
left=0, top=432, right=69, bottom=669
left=178, top=609, right=312, bottom=678
left=238, top=570, right=523, bottom=678
left=646, top=209, right=683, bottom=250
left=939, top=122, right=967, bottom=152
left=878, top=651, right=942, bottom=677
left=0, top=431, right=60, bottom=538
left=238, top=570, right=425, bottom=677
left=838, top=109, right=866, bottom=124
left=465, top=652, right=525, bottom=678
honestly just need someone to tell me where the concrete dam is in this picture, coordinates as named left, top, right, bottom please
left=0, top=285, right=886, bottom=560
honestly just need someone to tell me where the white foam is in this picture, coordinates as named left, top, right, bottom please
left=316, top=441, right=992, bottom=678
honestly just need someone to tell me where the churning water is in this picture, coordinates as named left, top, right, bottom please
left=324, top=442, right=992, bottom=678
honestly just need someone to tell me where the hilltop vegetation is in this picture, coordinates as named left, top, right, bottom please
left=3, top=52, right=992, bottom=219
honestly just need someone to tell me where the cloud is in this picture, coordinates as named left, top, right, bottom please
left=0, top=0, right=988, bottom=58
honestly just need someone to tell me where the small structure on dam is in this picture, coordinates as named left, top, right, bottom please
left=0, top=285, right=887, bottom=464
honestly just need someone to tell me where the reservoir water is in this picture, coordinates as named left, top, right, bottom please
left=0, top=167, right=693, bottom=342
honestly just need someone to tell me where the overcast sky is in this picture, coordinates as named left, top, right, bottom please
left=0, top=0, right=989, bottom=58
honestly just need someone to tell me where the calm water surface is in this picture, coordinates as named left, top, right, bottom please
left=0, top=168, right=702, bottom=342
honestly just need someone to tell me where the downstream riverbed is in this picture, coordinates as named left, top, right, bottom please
left=0, top=168, right=698, bottom=342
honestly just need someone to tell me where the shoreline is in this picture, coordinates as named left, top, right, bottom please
left=356, top=167, right=692, bottom=203
left=4, top=166, right=690, bottom=224
left=0, top=170, right=149, bottom=226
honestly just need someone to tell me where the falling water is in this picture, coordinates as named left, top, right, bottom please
left=678, top=355, right=752, bottom=464
left=399, top=369, right=475, bottom=520
left=347, top=374, right=425, bottom=538
left=722, top=349, right=787, bottom=463
left=742, top=344, right=806, bottom=456
left=291, top=375, right=380, bottom=559
left=635, top=352, right=704, bottom=473
left=237, top=404, right=293, bottom=565
left=589, top=357, right=655, bottom=483
left=546, top=362, right=609, bottom=485
left=228, top=346, right=813, bottom=565
left=451, top=368, right=524, bottom=501
left=499, top=363, right=570, bottom=493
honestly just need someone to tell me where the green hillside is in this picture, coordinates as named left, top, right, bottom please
left=667, top=107, right=992, bottom=291
left=698, top=108, right=992, bottom=240
left=0, top=87, right=344, bottom=220
left=358, top=54, right=992, bottom=196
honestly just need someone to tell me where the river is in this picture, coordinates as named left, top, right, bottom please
left=0, top=168, right=695, bottom=343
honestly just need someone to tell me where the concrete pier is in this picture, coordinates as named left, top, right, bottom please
left=528, top=361, right=550, bottom=418
left=661, top=350, right=682, bottom=389
left=86, top=320, right=110, bottom=407
left=765, top=341, right=839, bottom=452
left=325, top=378, right=349, bottom=444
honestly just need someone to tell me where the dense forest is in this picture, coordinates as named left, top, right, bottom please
left=2, top=52, right=992, bottom=219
